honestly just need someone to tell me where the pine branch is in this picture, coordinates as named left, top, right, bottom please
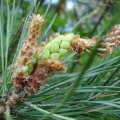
left=90, top=0, right=116, bottom=37
left=24, top=102, right=75, bottom=120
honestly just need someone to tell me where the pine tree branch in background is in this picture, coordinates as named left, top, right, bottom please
left=90, top=0, right=116, bottom=37
left=8, top=18, right=25, bottom=63
left=55, top=0, right=65, bottom=13
left=37, top=0, right=45, bottom=6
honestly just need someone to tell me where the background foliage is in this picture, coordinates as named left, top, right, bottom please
left=0, top=0, right=120, bottom=120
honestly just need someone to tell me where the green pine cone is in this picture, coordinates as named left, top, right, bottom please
left=41, top=49, right=50, bottom=59
left=37, top=33, right=75, bottom=61
left=60, top=41, right=70, bottom=49
left=59, top=48, right=68, bottom=56
left=24, top=57, right=36, bottom=75
left=62, top=33, right=74, bottom=43
left=49, top=42, right=59, bottom=53
left=54, top=36, right=63, bottom=44
left=50, top=53, right=60, bottom=60
left=25, top=64, right=33, bottom=75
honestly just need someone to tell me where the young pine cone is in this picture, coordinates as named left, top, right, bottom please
left=36, top=33, right=98, bottom=61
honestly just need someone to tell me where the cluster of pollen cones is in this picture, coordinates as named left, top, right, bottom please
left=11, top=14, right=120, bottom=100
left=0, top=14, right=120, bottom=114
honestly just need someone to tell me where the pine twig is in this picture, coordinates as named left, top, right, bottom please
left=24, top=102, right=75, bottom=120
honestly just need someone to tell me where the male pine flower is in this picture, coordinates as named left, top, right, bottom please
left=13, top=14, right=44, bottom=93
left=12, top=14, right=120, bottom=104
left=0, top=14, right=120, bottom=114
left=98, top=25, right=120, bottom=57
